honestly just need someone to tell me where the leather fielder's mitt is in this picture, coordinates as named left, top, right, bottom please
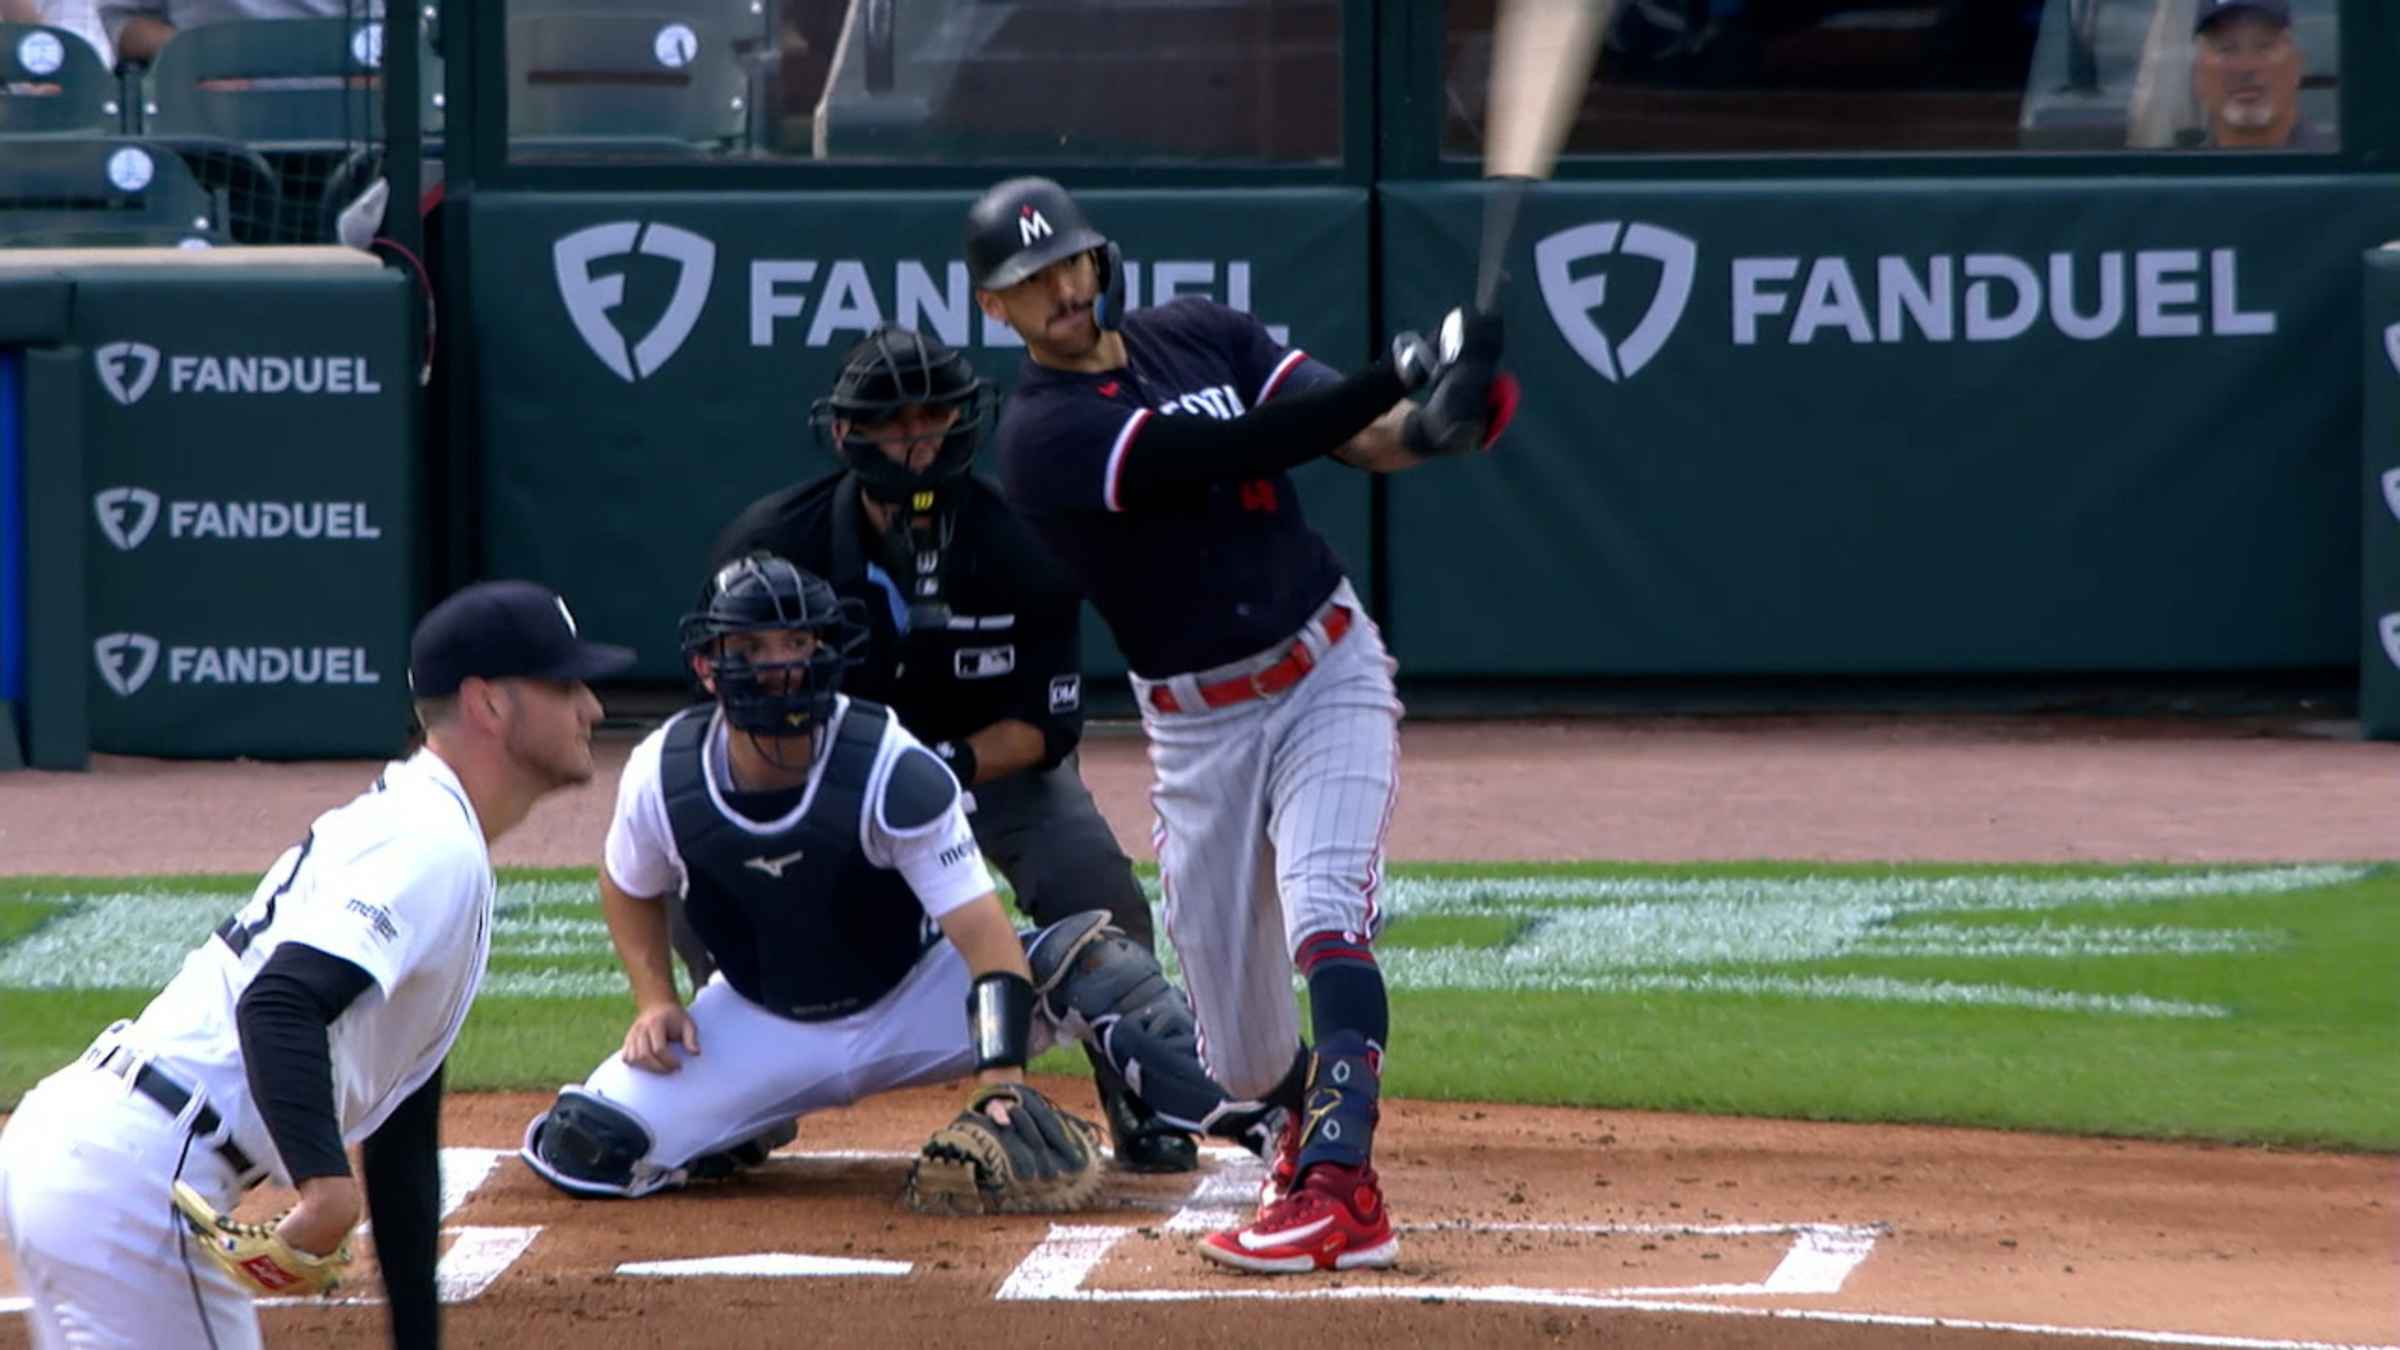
left=902, top=1083, right=1106, bottom=1216
left=170, top=1181, right=354, bottom=1298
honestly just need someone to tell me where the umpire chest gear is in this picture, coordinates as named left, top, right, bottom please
left=660, top=702, right=940, bottom=1021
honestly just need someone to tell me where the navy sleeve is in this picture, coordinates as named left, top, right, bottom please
left=1111, top=361, right=1405, bottom=506
left=235, top=941, right=375, bottom=1183
left=1219, top=305, right=1337, bottom=405
left=363, top=1063, right=444, bottom=1350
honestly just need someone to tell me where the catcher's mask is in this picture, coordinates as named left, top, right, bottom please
left=679, top=553, right=867, bottom=743
left=809, top=325, right=995, bottom=508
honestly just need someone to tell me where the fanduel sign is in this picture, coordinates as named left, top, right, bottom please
left=93, top=341, right=382, bottom=404
left=1536, top=222, right=2282, bottom=382
left=92, top=632, right=382, bottom=696
left=92, top=487, right=383, bottom=551
left=549, top=222, right=1288, bottom=378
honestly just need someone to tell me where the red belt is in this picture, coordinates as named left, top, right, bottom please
left=1147, top=606, right=1352, bottom=715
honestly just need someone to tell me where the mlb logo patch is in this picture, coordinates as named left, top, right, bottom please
left=1049, top=674, right=1081, bottom=713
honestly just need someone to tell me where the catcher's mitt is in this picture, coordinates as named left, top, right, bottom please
left=902, top=1083, right=1105, bottom=1216
left=170, top=1181, right=354, bottom=1298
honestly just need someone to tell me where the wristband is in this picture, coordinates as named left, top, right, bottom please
left=967, top=971, right=1034, bottom=1072
left=934, top=737, right=979, bottom=788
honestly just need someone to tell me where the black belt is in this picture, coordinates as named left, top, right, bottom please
left=94, top=1046, right=259, bottom=1178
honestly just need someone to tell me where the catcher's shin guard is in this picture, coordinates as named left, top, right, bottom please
left=1089, top=1043, right=1196, bottom=1173
left=1024, top=911, right=1273, bottom=1154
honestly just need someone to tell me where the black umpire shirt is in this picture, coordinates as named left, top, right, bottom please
left=711, top=471, right=1087, bottom=765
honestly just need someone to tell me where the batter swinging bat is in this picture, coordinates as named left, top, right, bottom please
left=1477, top=0, right=1613, bottom=313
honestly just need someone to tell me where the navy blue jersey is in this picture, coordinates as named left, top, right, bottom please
left=994, top=298, right=1348, bottom=677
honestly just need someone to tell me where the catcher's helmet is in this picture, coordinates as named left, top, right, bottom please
left=965, top=176, right=1125, bottom=328
left=809, top=325, right=996, bottom=504
left=678, top=553, right=866, bottom=737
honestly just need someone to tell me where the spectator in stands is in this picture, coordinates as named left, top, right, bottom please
left=2189, top=0, right=2331, bottom=151
left=99, top=0, right=378, bottom=66
left=1, top=0, right=111, bottom=68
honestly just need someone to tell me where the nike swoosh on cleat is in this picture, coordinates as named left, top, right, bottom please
left=1239, top=1214, right=1335, bottom=1251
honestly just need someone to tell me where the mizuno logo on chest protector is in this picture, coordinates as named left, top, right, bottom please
left=744, top=847, right=807, bottom=878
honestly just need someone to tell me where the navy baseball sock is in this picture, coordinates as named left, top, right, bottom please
left=1297, top=931, right=1389, bottom=1049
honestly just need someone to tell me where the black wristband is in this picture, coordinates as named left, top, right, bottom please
left=934, top=738, right=979, bottom=788
left=967, top=971, right=1034, bottom=1072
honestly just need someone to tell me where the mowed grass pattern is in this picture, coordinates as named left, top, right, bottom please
left=0, top=862, right=2391, bottom=1150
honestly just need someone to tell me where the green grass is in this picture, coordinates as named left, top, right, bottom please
left=3, top=861, right=2392, bottom=1151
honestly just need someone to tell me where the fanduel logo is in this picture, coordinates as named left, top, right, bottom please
left=2383, top=468, right=2400, bottom=526
left=92, top=638, right=382, bottom=696
left=93, top=487, right=160, bottom=550
left=554, top=221, right=717, bottom=382
left=91, top=489, right=383, bottom=550
left=2384, top=322, right=2400, bottom=378
left=751, top=257, right=1287, bottom=348
left=1534, top=223, right=2284, bottom=380
left=1535, top=222, right=1698, bottom=383
left=94, top=341, right=160, bottom=405
left=2383, top=614, right=2400, bottom=672
left=95, top=342, right=380, bottom=401
left=93, top=632, right=160, bottom=696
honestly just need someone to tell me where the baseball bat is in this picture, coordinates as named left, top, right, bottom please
left=1477, top=0, right=1612, bottom=313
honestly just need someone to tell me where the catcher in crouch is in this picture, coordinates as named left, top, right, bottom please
left=521, top=553, right=1283, bottom=1209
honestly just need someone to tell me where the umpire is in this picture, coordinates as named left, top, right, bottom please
left=699, top=323, right=1194, bottom=1170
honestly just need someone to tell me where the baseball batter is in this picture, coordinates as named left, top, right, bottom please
left=971, top=177, right=1514, bottom=1273
left=0, top=580, right=633, bottom=1348
left=519, top=554, right=1282, bottom=1202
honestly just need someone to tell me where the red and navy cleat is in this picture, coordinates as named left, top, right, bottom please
left=1201, top=1163, right=1398, bottom=1274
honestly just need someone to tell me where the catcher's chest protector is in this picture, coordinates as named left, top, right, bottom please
left=661, top=704, right=935, bottom=1020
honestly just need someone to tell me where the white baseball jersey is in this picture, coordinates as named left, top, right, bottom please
left=518, top=698, right=1016, bottom=1197
left=125, top=747, right=496, bottom=1178
left=604, top=695, right=995, bottom=918
left=0, top=748, right=496, bottom=1349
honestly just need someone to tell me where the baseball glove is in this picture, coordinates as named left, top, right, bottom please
left=902, top=1083, right=1106, bottom=1216
left=170, top=1181, right=354, bottom=1298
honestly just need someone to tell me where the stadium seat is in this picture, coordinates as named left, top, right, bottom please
left=143, top=16, right=442, bottom=148
left=508, top=11, right=748, bottom=156
left=506, top=0, right=775, bottom=150
left=0, top=22, right=127, bottom=136
left=0, top=137, right=225, bottom=247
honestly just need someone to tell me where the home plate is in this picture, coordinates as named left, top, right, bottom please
left=617, top=1253, right=914, bottom=1279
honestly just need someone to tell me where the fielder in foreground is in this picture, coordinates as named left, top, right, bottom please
left=0, top=581, right=634, bottom=1348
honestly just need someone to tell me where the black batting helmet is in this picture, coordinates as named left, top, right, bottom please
left=967, top=177, right=1106, bottom=290
left=809, top=325, right=995, bottom=504
left=678, top=553, right=866, bottom=738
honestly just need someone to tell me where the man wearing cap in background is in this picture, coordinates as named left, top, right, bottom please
left=0, top=580, right=631, bottom=1350
left=2189, top=0, right=2333, bottom=151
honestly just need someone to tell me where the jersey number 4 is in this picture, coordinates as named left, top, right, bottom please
left=214, top=830, right=315, bottom=958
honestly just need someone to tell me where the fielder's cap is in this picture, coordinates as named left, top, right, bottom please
left=2195, top=0, right=2290, bottom=33
left=408, top=580, right=636, bottom=697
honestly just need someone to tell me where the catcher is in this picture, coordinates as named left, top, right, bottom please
left=0, top=580, right=634, bottom=1348
left=519, top=554, right=1287, bottom=1212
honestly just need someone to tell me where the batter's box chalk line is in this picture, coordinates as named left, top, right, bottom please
left=991, top=1157, right=2393, bottom=1350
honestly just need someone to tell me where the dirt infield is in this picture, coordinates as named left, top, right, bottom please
left=4, top=714, right=2398, bottom=1348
